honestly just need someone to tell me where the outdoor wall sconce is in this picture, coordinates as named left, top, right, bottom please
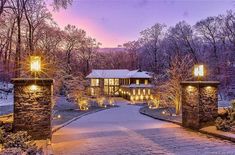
left=30, top=56, right=41, bottom=72
left=29, top=84, right=38, bottom=91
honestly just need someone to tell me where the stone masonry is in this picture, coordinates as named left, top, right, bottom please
left=180, top=81, right=219, bottom=130
left=11, top=78, right=53, bottom=140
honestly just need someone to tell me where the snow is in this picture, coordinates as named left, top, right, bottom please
left=0, top=82, right=13, bottom=106
left=218, top=100, right=230, bottom=107
left=121, top=84, right=153, bottom=88
left=86, top=69, right=151, bottom=79
left=127, top=70, right=152, bottom=78
left=52, top=98, right=235, bottom=155
left=0, top=93, right=13, bottom=106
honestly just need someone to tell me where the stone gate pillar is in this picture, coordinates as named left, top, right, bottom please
left=11, top=78, right=53, bottom=140
left=180, top=81, right=219, bottom=130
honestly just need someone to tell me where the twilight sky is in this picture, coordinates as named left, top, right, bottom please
left=49, top=0, right=234, bottom=47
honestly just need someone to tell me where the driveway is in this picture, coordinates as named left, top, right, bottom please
left=52, top=99, right=235, bottom=155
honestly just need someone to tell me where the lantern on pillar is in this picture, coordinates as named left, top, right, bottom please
left=30, top=56, right=41, bottom=72
left=194, top=64, right=204, bottom=80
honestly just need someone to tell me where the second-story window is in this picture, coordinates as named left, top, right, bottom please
left=136, top=79, right=140, bottom=85
left=91, top=79, right=99, bottom=86
left=144, top=80, right=148, bottom=85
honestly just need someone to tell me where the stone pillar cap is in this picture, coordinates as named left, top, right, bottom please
left=11, top=78, right=54, bottom=85
left=180, top=81, right=220, bottom=85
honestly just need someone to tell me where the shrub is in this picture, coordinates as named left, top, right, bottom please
left=96, top=97, right=105, bottom=107
left=78, top=99, right=90, bottom=110
left=1, top=131, right=42, bottom=154
left=0, top=127, right=3, bottom=144
left=215, top=117, right=231, bottom=131
left=147, top=99, right=160, bottom=109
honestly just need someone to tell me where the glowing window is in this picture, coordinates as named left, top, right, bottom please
left=91, top=88, right=95, bottom=96
left=133, top=89, right=136, bottom=95
left=136, top=79, right=140, bottom=85
left=91, top=79, right=99, bottom=86
left=114, top=79, right=119, bottom=85
left=104, top=79, right=109, bottom=85
left=138, top=89, right=140, bottom=95
left=144, top=80, right=148, bottom=85
left=143, top=89, right=146, bottom=95
left=148, top=89, right=151, bottom=95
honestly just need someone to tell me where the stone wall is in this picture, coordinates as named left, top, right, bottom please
left=181, top=81, right=219, bottom=130
left=12, top=78, right=53, bottom=140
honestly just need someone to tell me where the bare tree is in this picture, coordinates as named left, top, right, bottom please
left=24, top=0, right=52, bottom=54
left=167, top=21, right=198, bottom=62
left=138, top=23, right=166, bottom=73
left=53, top=0, right=73, bottom=10
left=0, top=0, right=7, bottom=16
left=158, top=55, right=194, bottom=115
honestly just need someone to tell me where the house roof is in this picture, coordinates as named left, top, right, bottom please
left=121, top=84, right=154, bottom=88
left=86, top=69, right=152, bottom=79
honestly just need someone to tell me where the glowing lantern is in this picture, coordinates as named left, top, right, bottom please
left=30, top=56, right=41, bottom=72
left=194, top=64, right=204, bottom=78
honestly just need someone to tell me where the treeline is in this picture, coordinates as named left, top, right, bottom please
left=0, top=0, right=99, bottom=81
left=103, top=11, right=235, bottom=98
left=0, top=0, right=235, bottom=98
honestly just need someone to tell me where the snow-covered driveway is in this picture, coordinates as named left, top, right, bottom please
left=52, top=99, right=235, bottom=155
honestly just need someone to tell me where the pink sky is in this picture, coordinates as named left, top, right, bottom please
left=49, top=0, right=234, bottom=48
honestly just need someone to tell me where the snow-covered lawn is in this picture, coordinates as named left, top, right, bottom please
left=0, top=93, right=13, bottom=106
left=0, top=82, right=14, bottom=107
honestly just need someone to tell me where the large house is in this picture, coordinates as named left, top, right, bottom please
left=86, top=69, right=154, bottom=101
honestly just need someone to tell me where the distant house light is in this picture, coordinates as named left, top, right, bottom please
left=144, top=80, right=148, bottom=85
left=136, top=79, right=140, bottom=85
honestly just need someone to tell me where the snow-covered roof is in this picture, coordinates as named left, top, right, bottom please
left=127, top=70, right=151, bottom=78
left=86, top=69, right=152, bottom=79
left=121, top=84, right=153, bottom=88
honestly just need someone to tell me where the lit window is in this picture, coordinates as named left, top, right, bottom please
left=91, top=79, right=99, bottom=86
left=133, top=89, right=136, bottom=95
left=109, top=79, right=114, bottom=85
left=91, top=88, right=95, bottom=96
left=148, top=89, right=151, bottom=95
left=115, top=79, right=119, bottom=85
left=138, top=89, right=140, bottom=95
left=104, top=79, right=108, bottom=85
left=143, top=89, right=146, bottom=95
left=136, top=79, right=140, bottom=85
left=144, top=80, right=148, bottom=85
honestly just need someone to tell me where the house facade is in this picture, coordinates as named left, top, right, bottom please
left=86, top=69, right=154, bottom=101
